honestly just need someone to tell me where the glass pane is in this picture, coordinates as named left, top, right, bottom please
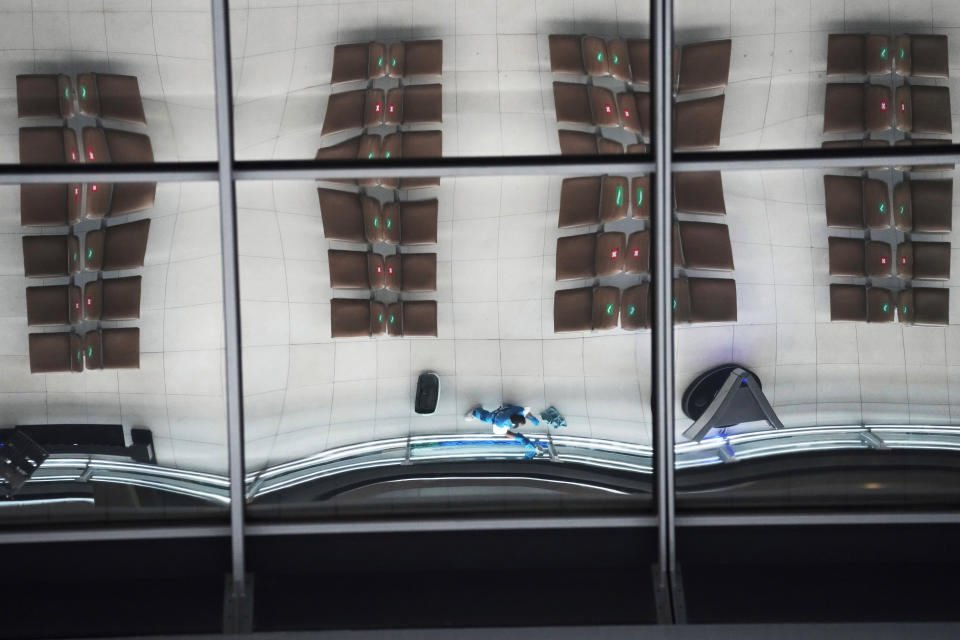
left=674, top=0, right=958, bottom=151
left=2, top=0, right=218, bottom=163
left=237, top=173, right=653, bottom=520
left=228, top=0, right=650, bottom=159
left=0, top=181, right=229, bottom=525
left=673, top=164, right=960, bottom=510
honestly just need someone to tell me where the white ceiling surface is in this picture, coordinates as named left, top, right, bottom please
left=677, top=0, right=960, bottom=150
left=0, top=0, right=219, bottom=162
left=0, top=182, right=229, bottom=474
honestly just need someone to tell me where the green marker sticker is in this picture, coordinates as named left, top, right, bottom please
left=86, top=248, right=93, bottom=259
left=378, top=313, right=383, bottom=322
left=882, top=303, right=890, bottom=313
left=64, top=87, right=69, bottom=98
left=367, top=151, right=374, bottom=159
left=377, top=56, right=383, bottom=66
left=87, top=345, right=93, bottom=357
left=391, top=57, right=397, bottom=67
left=899, top=205, right=905, bottom=216
left=879, top=201, right=887, bottom=214
left=80, top=86, right=87, bottom=99
left=672, top=297, right=677, bottom=310
left=386, top=218, right=392, bottom=229
left=373, top=217, right=380, bottom=227
left=615, top=185, right=624, bottom=207
left=76, top=350, right=82, bottom=361
left=605, top=303, right=614, bottom=315
left=596, top=51, right=604, bottom=62
left=612, top=54, right=619, bottom=64
left=384, top=151, right=391, bottom=158
left=627, top=304, right=637, bottom=316
left=880, top=46, right=888, bottom=59
left=389, top=314, right=395, bottom=323
left=899, top=48, right=906, bottom=60
left=73, top=252, right=78, bottom=262
left=636, top=187, right=644, bottom=206
left=902, top=305, right=908, bottom=315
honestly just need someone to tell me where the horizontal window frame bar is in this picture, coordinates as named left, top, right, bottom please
left=675, top=511, right=960, bottom=527
left=2, top=144, right=959, bottom=184
left=0, top=524, right=231, bottom=545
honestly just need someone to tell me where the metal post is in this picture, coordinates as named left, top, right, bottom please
left=651, top=0, right=678, bottom=622
left=209, top=0, right=250, bottom=624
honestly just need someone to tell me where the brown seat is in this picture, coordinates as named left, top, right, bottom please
left=385, top=85, right=443, bottom=126
left=331, top=299, right=387, bottom=338
left=892, top=139, right=955, bottom=171
left=20, top=184, right=82, bottom=227
left=381, top=199, right=439, bottom=245
left=553, top=286, right=620, bottom=333
left=823, top=175, right=891, bottom=229
left=387, top=40, right=443, bottom=78
left=675, top=40, right=731, bottom=94
left=84, top=328, right=140, bottom=370
left=626, top=231, right=650, bottom=275
left=895, top=35, right=949, bottom=79
left=394, top=300, right=438, bottom=337
left=17, top=74, right=74, bottom=119
left=685, top=277, right=737, bottom=323
left=627, top=39, right=651, bottom=85
left=631, top=176, right=650, bottom=219
left=896, top=85, right=952, bottom=135
left=677, top=222, right=734, bottom=271
left=826, top=34, right=891, bottom=76
left=549, top=35, right=586, bottom=74
left=674, top=95, right=724, bottom=151
left=83, top=276, right=142, bottom=321
left=621, top=284, right=651, bottom=330
left=318, top=188, right=382, bottom=243
left=19, top=126, right=79, bottom=164
left=558, top=130, right=624, bottom=155
left=828, top=237, right=893, bottom=277
left=823, top=83, right=893, bottom=134
left=23, top=235, right=80, bottom=278
left=331, top=42, right=388, bottom=84
left=77, top=73, right=146, bottom=125
left=899, top=288, right=949, bottom=326
left=328, top=250, right=385, bottom=289
left=84, top=219, right=151, bottom=272
left=581, top=36, right=610, bottom=76
left=321, top=89, right=386, bottom=135
left=600, top=176, right=629, bottom=222
left=830, top=284, right=894, bottom=322
left=26, top=285, right=81, bottom=326
left=606, top=38, right=631, bottom=82
left=381, top=132, right=442, bottom=189
left=897, top=242, right=951, bottom=280
left=315, top=133, right=382, bottom=161
left=558, top=176, right=602, bottom=228
left=893, top=179, right=953, bottom=233
left=553, top=83, right=618, bottom=127
left=674, top=171, right=725, bottom=215
left=29, top=332, right=83, bottom=374
left=82, top=127, right=156, bottom=218
left=385, top=253, right=437, bottom=292
left=555, top=232, right=626, bottom=280
left=617, top=91, right=651, bottom=137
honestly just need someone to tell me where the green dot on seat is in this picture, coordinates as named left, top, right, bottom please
left=87, top=248, right=93, bottom=259
left=880, top=46, right=888, bottom=59
left=628, top=305, right=636, bottom=316
left=87, top=346, right=93, bottom=357
left=596, top=51, right=604, bottom=62
left=605, top=303, right=614, bottom=315
left=882, top=303, right=889, bottom=313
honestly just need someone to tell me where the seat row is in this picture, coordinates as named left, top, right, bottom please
left=17, top=73, right=146, bottom=125
left=322, top=85, right=442, bottom=136
left=552, top=277, right=737, bottom=333
left=332, top=40, right=442, bottom=85
left=824, top=176, right=952, bottom=233
left=317, top=189, right=438, bottom=245
left=329, top=250, right=437, bottom=292
left=28, top=328, right=139, bottom=374
left=830, top=284, right=948, bottom=325
left=330, top=299, right=437, bottom=338
left=823, top=83, right=952, bottom=137
left=22, top=220, right=151, bottom=277
left=19, top=126, right=156, bottom=226
left=829, top=238, right=950, bottom=280
left=314, top=131, right=441, bottom=189
left=26, top=277, right=141, bottom=327
left=821, top=138, right=956, bottom=171
left=827, top=34, right=948, bottom=79
left=549, top=36, right=732, bottom=94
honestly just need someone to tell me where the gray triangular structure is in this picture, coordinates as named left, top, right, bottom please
left=683, top=367, right=784, bottom=442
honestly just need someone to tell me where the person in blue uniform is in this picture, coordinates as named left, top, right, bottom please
left=465, top=404, right=544, bottom=457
